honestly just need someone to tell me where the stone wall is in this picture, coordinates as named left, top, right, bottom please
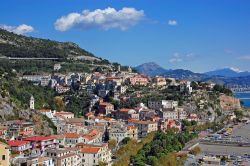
left=219, top=95, right=241, bottom=111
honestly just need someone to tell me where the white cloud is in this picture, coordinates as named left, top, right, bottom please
left=169, top=52, right=196, bottom=63
left=169, top=53, right=183, bottom=63
left=168, top=20, right=177, bottom=26
left=0, top=24, right=34, bottom=34
left=55, top=7, right=145, bottom=31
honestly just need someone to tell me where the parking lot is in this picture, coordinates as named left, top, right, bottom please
left=199, top=123, right=250, bottom=156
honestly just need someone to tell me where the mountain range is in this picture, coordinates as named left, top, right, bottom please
left=204, top=68, right=250, bottom=77
left=135, top=62, right=250, bottom=86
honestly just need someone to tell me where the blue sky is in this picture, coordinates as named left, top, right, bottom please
left=1, top=0, right=250, bottom=72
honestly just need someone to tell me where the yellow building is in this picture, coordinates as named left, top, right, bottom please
left=0, top=141, right=10, bottom=166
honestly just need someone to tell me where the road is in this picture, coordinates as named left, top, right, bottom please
left=199, top=123, right=250, bottom=156
left=199, top=144, right=250, bottom=156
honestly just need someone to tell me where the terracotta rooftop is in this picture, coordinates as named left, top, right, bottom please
left=82, top=129, right=99, bottom=140
left=86, top=112, right=94, bottom=116
left=52, top=135, right=65, bottom=140
left=99, top=102, right=113, bottom=106
left=127, top=126, right=136, bottom=130
left=120, top=108, right=130, bottom=112
left=80, top=147, right=100, bottom=154
left=64, top=133, right=80, bottom=139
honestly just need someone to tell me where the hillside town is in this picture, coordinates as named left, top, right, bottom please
left=0, top=63, right=249, bottom=166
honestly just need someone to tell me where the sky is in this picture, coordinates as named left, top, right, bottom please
left=0, top=0, right=250, bottom=73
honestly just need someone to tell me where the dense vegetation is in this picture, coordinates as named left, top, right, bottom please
left=0, top=59, right=55, bottom=73
left=0, top=28, right=95, bottom=59
left=0, top=28, right=117, bottom=73
left=0, top=72, right=56, bottom=109
left=65, top=92, right=91, bottom=117
left=113, top=132, right=155, bottom=166
left=0, top=71, right=57, bottom=133
left=212, top=84, right=232, bottom=96
left=131, top=130, right=198, bottom=166
left=0, top=59, right=114, bottom=73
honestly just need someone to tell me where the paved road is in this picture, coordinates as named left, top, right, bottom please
left=231, top=123, right=250, bottom=140
left=199, top=144, right=250, bottom=156
left=199, top=123, right=250, bottom=156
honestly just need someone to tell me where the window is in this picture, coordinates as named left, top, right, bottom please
left=2, top=155, right=5, bottom=160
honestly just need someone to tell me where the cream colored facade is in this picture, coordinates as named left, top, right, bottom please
left=0, top=142, right=10, bottom=166
left=80, top=144, right=112, bottom=166
left=127, top=126, right=138, bottom=140
left=134, top=121, right=158, bottom=138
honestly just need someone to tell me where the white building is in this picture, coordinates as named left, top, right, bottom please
left=109, top=124, right=128, bottom=143
left=180, top=81, right=193, bottom=94
left=27, top=157, right=54, bottom=166
left=46, top=148, right=81, bottom=166
left=162, top=108, right=178, bottom=120
left=131, top=121, right=158, bottom=138
left=41, top=75, right=51, bottom=86
left=161, top=107, right=187, bottom=120
left=54, top=64, right=61, bottom=71
left=30, top=95, right=35, bottom=109
left=148, top=100, right=178, bottom=110
left=80, top=144, right=111, bottom=166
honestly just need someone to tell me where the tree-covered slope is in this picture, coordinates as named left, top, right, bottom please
left=0, top=28, right=96, bottom=59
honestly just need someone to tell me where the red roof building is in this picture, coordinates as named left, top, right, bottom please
left=8, top=140, right=31, bottom=153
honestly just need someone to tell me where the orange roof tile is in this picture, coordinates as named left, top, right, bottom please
left=99, top=102, right=113, bottom=107
left=52, top=135, right=65, bottom=140
left=82, top=129, right=99, bottom=140
left=127, top=126, right=136, bottom=130
left=86, top=112, right=94, bottom=116
left=80, top=147, right=100, bottom=154
left=120, top=108, right=130, bottom=112
left=65, top=133, right=80, bottom=139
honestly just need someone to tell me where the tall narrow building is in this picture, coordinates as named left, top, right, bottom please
left=30, top=95, right=35, bottom=110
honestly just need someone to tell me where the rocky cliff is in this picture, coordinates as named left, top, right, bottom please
left=0, top=94, right=54, bottom=135
left=219, top=95, right=241, bottom=111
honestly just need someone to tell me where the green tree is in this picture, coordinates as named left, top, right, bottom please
left=108, top=139, right=117, bottom=150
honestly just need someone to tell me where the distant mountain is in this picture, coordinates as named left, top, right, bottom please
left=135, top=62, right=205, bottom=80
left=134, top=62, right=167, bottom=76
left=0, top=28, right=98, bottom=60
left=205, top=68, right=250, bottom=77
left=135, top=62, right=250, bottom=86
left=163, top=69, right=205, bottom=81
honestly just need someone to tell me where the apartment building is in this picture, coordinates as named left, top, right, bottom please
left=148, top=100, right=178, bottom=110
left=80, top=144, right=111, bottom=166
left=46, top=148, right=81, bottom=166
